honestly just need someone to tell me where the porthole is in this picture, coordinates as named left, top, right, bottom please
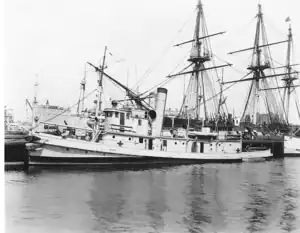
left=129, top=137, right=132, bottom=141
left=175, top=142, right=177, bottom=145
left=85, top=151, right=88, bottom=154
left=229, top=144, right=231, bottom=146
left=182, top=143, right=185, bottom=145
left=66, top=148, right=69, bottom=151
left=210, top=144, right=212, bottom=146
left=112, top=135, right=115, bottom=139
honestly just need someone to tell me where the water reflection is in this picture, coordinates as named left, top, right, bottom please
left=184, top=166, right=211, bottom=233
left=280, top=188, right=298, bottom=232
left=5, top=159, right=300, bottom=232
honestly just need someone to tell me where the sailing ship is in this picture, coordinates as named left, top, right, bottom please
left=163, top=0, right=235, bottom=136
left=275, top=22, right=300, bottom=156
left=224, top=4, right=294, bottom=134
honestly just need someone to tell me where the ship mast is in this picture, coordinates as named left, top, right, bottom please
left=4, top=106, right=8, bottom=131
left=253, top=22, right=300, bottom=124
left=217, top=68, right=224, bottom=116
left=76, top=64, right=87, bottom=115
left=168, top=0, right=230, bottom=120
left=282, top=25, right=299, bottom=123
left=224, top=4, right=291, bottom=126
left=95, top=46, right=107, bottom=118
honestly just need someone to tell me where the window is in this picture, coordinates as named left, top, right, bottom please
left=144, top=112, right=148, bottom=119
left=139, top=137, right=143, bottom=143
left=138, top=119, right=142, bottom=126
left=106, top=112, right=113, bottom=117
left=115, top=112, right=119, bottom=118
left=126, top=112, right=130, bottom=119
left=163, top=140, right=167, bottom=147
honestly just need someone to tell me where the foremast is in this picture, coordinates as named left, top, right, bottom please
left=168, top=0, right=230, bottom=121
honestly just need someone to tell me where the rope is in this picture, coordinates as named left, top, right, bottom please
left=132, top=9, right=195, bottom=89
left=140, top=61, right=193, bottom=96
left=200, top=71, right=253, bottom=106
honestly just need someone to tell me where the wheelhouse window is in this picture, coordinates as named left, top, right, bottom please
left=139, top=137, right=143, bottom=143
left=138, top=119, right=142, bottom=126
left=105, top=112, right=113, bottom=117
left=115, top=112, right=119, bottom=118
left=126, top=112, right=130, bottom=119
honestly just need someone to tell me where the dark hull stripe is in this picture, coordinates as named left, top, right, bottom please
left=284, top=153, right=300, bottom=157
left=29, top=155, right=243, bottom=166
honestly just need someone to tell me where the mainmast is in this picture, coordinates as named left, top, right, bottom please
left=225, top=4, right=290, bottom=126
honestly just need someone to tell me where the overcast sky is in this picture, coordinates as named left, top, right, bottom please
left=3, top=0, right=300, bottom=123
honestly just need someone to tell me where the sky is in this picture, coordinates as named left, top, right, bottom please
left=3, top=0, right=300, bottom=123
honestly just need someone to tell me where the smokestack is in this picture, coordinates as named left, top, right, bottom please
left=152, top=87, right=168, bottom=137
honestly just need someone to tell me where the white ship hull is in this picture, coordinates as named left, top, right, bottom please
left=26, top=133, right=273, bottom=167
left=284, top=136, right=300, bottom=157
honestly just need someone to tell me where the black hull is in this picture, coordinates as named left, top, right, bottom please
left=29, top=155, right=243, bottom=167
left=5, top=140, right=28, bottom=163
left=284, top=152, right=300, bottom=158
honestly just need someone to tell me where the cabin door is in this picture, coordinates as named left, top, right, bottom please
left=120, top=113, right=125, bottom=132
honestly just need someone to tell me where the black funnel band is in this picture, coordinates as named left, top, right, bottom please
left=157, top=88, right=168, bottom=94
left=149, top=110, right=157, bottom=120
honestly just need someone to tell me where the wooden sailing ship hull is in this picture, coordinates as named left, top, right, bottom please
left=25, top=133, right=273, bottom=167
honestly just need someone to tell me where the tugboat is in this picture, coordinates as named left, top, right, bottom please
left=26, top=58, right=272, bottom=167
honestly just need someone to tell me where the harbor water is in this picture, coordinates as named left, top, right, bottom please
left=5, top=158, right=300, bottom=233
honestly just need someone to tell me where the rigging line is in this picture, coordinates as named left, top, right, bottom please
left=31, top=88, right=98, bottom=131
left=200, top=71, right=253, bottom=106
left=132, top=9, right=195, bottom=89
left=263, top=15, right=287, bottom=37
left=167, top=53, right=191, bottom=76
left=139, top=59, right=193, bottom=97
left=270, top=57, right=299, bottom=72
left=210, top=52, right=246, bottom=76
left=201, top=10, right=221, bottom=81
left=262, top=24, right=286, bottom=116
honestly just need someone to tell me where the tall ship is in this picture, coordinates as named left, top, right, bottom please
left=162, top=0, right=235, bottom=134
left=224, top=4, right=298, bottom=134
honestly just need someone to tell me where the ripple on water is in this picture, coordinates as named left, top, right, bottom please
left=5, top=159, right=300, bottom=232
